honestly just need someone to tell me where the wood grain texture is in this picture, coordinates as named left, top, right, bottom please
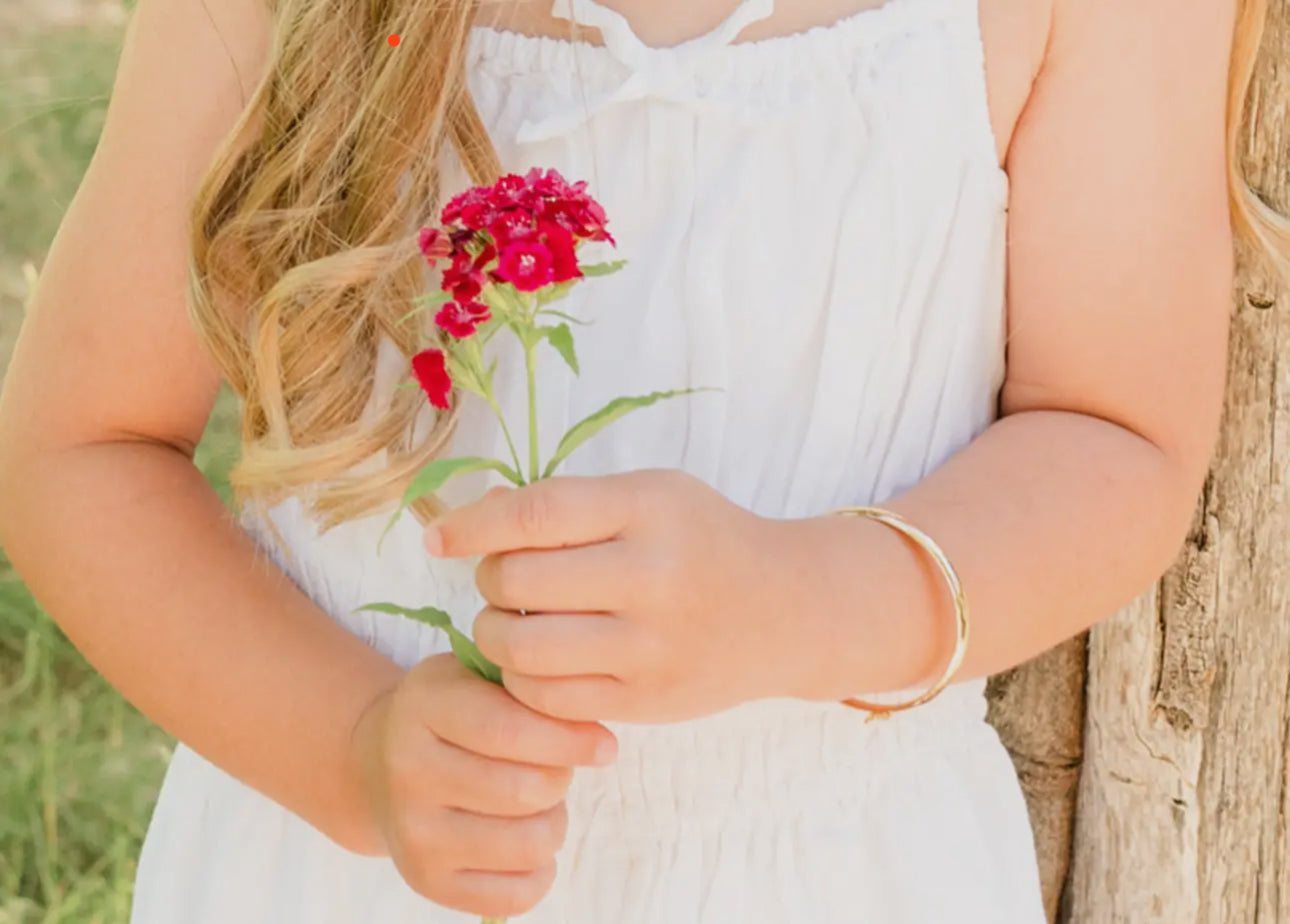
left=987, top=638, right=1086, bottom=921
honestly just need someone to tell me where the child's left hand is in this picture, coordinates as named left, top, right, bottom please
left=423, top=470, right=809, bottom=724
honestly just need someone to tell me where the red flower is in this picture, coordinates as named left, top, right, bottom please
left=497, top=241, right=555, bottom=292
left=442, top=188, right=493, bottom=230
left=417, top=227, right=450, bottom=265
left=464, top=202, right=496, bottom=231
left=435, top=169, right=614, bottom=295
left=525, top=167, right=576, bottom=199
left=411, top=349, right=452, bottom=409
left=538, top=200, right=573, bottom=234
left=487, top=208, right=536, bottom=246
left=579, top=198, right=614, bottom=244
left=442, top=256, right=483, bottom=303
left=539, top=195, right=614, bottom=245
left=435, top=300, right=491, bottom=339
left=440, top=240, right=498, bottom=302
left=542, top=224, right=582, bottom=283
left=492, top=173, right=527, bottom=202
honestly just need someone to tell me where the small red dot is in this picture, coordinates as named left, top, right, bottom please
left=388, top=34, right=400, bottom=46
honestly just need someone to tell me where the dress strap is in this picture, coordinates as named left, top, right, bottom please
left=518, top=0, right=776, bottom=143
left=549, top=0, right=775, bottom=69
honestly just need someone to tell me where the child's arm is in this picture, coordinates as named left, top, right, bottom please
left=0, top=0, right=398, bottom=854
left=401, top=0, right=1237, bottom=723
left=786, top=0, right=1239, bottom=698
left=0, top=2, right=610, bottom=900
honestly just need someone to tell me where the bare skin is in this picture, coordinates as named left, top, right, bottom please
left=0, top=0, right=1233, bottom=917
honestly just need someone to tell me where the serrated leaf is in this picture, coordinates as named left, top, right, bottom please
left=579, top=260, right=627, bottom=277
left=542, top=388, right=716, bottom=478
left=380, top=457, right=523, bottom=547
left=542, top=323, right=579, bottom=376
left=538, top=308, right=591, bottom=326
left=358, top=602, right=454, bottom=631
left=446, top=630, right=503, bottom=684
left=403, top=457, right=523, bottom=507
left=359, top=603, right=503, bottom=684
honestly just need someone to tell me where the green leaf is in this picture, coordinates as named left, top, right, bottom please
left=542, top=323, right=579, bottom=376
left=380, top=457, right=524, bottom=548
left=357, top=602, right=454, bottom=631
left=542, top=388, right=717, bottom=478
left=579, top=260, right=627, bottom=277
left=537, top=308, right=591, bottom=326
left=447, top=630, right=504, bottom=684
left=402, top=457, right=524, bottom=507
left=358, top=603, right=503, bottom=684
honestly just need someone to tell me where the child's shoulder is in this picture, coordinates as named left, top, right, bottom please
left=125, top=0, right=272, bottom=119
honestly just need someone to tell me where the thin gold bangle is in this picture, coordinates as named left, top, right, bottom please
left=829, top=506, right=970, bottom=722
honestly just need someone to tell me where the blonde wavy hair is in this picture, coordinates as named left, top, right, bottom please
left=188, top=0, right=1287, bottom=531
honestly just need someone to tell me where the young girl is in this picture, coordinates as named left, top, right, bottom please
left=0, top=0, right=1271, bottom=920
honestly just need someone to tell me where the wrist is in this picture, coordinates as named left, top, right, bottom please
left=335, top=682, right=400, bottom=857
left=746, top=513, right=855, bottom=702
left=767, top=512, right=951, bottom=703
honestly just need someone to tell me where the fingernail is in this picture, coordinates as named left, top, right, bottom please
left=424, top=525, right=444, bottom=557
left=593, top=737, right=618, bottom=766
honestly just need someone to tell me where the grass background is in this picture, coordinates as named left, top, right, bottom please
left=0, top=3, right=240, bottom=919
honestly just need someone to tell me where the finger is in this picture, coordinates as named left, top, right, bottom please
left=441, top=803, right=568, bottom=874
left=433, top=865, right=557, bottom=919
left=474, top=607, right=634, bottom=678
left=474, top=540, right=632, bottom=612
left=431, top=736, right=573, bottom=817
left=421, top=669, right=619, bottom=767
left=425, top=474, right=635, bottom=558
left=504, top=673, right=628, bottom=724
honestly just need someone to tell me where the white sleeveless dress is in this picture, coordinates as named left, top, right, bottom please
left=130, top=0, right=1048, bottom=920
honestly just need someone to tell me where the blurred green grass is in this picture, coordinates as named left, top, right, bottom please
left=0, top=5, right=239, bottom=920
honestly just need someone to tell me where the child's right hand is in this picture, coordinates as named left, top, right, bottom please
left=350, top=653, right=618, bottom=918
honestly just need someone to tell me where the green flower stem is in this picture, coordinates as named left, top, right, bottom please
left=465, top=336, right=523, bottom=479
left=523, top=333, right=540, bottom=483
left=486, top=392, right=523, bottom=482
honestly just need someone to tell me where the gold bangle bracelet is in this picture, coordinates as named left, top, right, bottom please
left=828, top=506, right=970, bottom=722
